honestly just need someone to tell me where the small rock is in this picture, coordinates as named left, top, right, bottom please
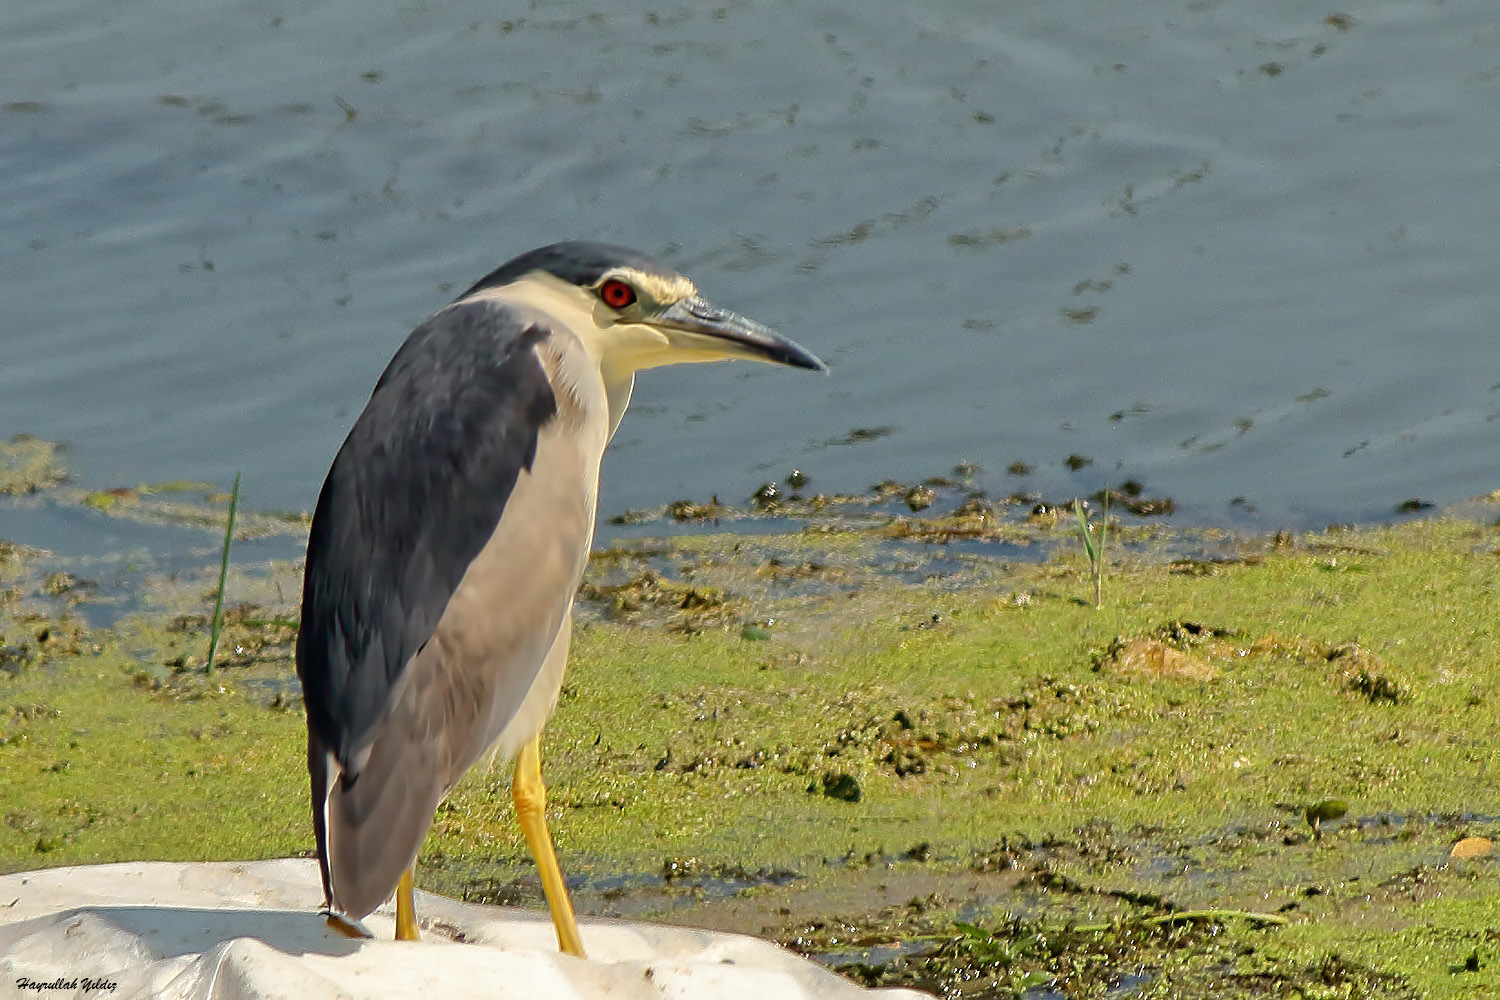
left=1451, top=837, right=1494, bottom=860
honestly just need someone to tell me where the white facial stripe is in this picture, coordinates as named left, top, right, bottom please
left=599, top=267, right=696, bottom=307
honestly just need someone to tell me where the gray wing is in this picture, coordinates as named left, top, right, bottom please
left=295, top=298, right=558, bottom=775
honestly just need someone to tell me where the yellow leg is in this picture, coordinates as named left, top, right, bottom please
left=395, top=864, right=420, bottom=941
left=513, top=736, right=586, bottom=958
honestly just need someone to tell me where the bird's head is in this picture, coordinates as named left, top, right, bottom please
left=458, top=241, right=827, bottom=381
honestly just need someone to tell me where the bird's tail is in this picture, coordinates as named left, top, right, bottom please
left=311, top=717, right=445, bottom=921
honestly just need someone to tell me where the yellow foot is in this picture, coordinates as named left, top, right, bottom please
left=324, top=911, right=373, bottom=939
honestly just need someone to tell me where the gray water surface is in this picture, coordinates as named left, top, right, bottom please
left=5, top=0, right=1499, bottom=549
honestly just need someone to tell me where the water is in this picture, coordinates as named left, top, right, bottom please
left=5, top=0, right=1500, bottom=553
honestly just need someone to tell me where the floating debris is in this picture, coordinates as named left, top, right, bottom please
left=1063, top=454, right=1092, bottom=472
left=826, top=427, right=894, bottom=447
left=903, top=486, right=936, bottom=512
left=0, top=435, right=65, bottom=495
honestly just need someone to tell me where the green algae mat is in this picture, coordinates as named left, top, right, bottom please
left=4, top=465, right=1500, bottom=997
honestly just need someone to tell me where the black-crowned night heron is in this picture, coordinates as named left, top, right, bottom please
left=295, top=241, right=824, bottom=955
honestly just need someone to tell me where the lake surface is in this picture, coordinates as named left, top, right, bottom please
left=5, top=0, right=1500, bottom=551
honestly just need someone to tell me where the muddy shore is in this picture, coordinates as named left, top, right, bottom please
left=4, top=439, right=1499, bottom=998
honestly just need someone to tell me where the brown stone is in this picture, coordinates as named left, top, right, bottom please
left=1450, top=837, right=1494, bottom=860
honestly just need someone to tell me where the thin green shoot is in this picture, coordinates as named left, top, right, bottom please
left=1073, top=494, right=1109, bottom=609
left=205, top=471, right=241, bottom=674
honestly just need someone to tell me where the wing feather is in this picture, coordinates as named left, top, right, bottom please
left=295, top=299, right=558, bottom=774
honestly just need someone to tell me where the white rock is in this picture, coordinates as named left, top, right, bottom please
left=0, top=860, right=931, bottom=1000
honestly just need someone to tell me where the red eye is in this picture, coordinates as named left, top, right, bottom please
left=599, top=279, right=636, bottom=309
